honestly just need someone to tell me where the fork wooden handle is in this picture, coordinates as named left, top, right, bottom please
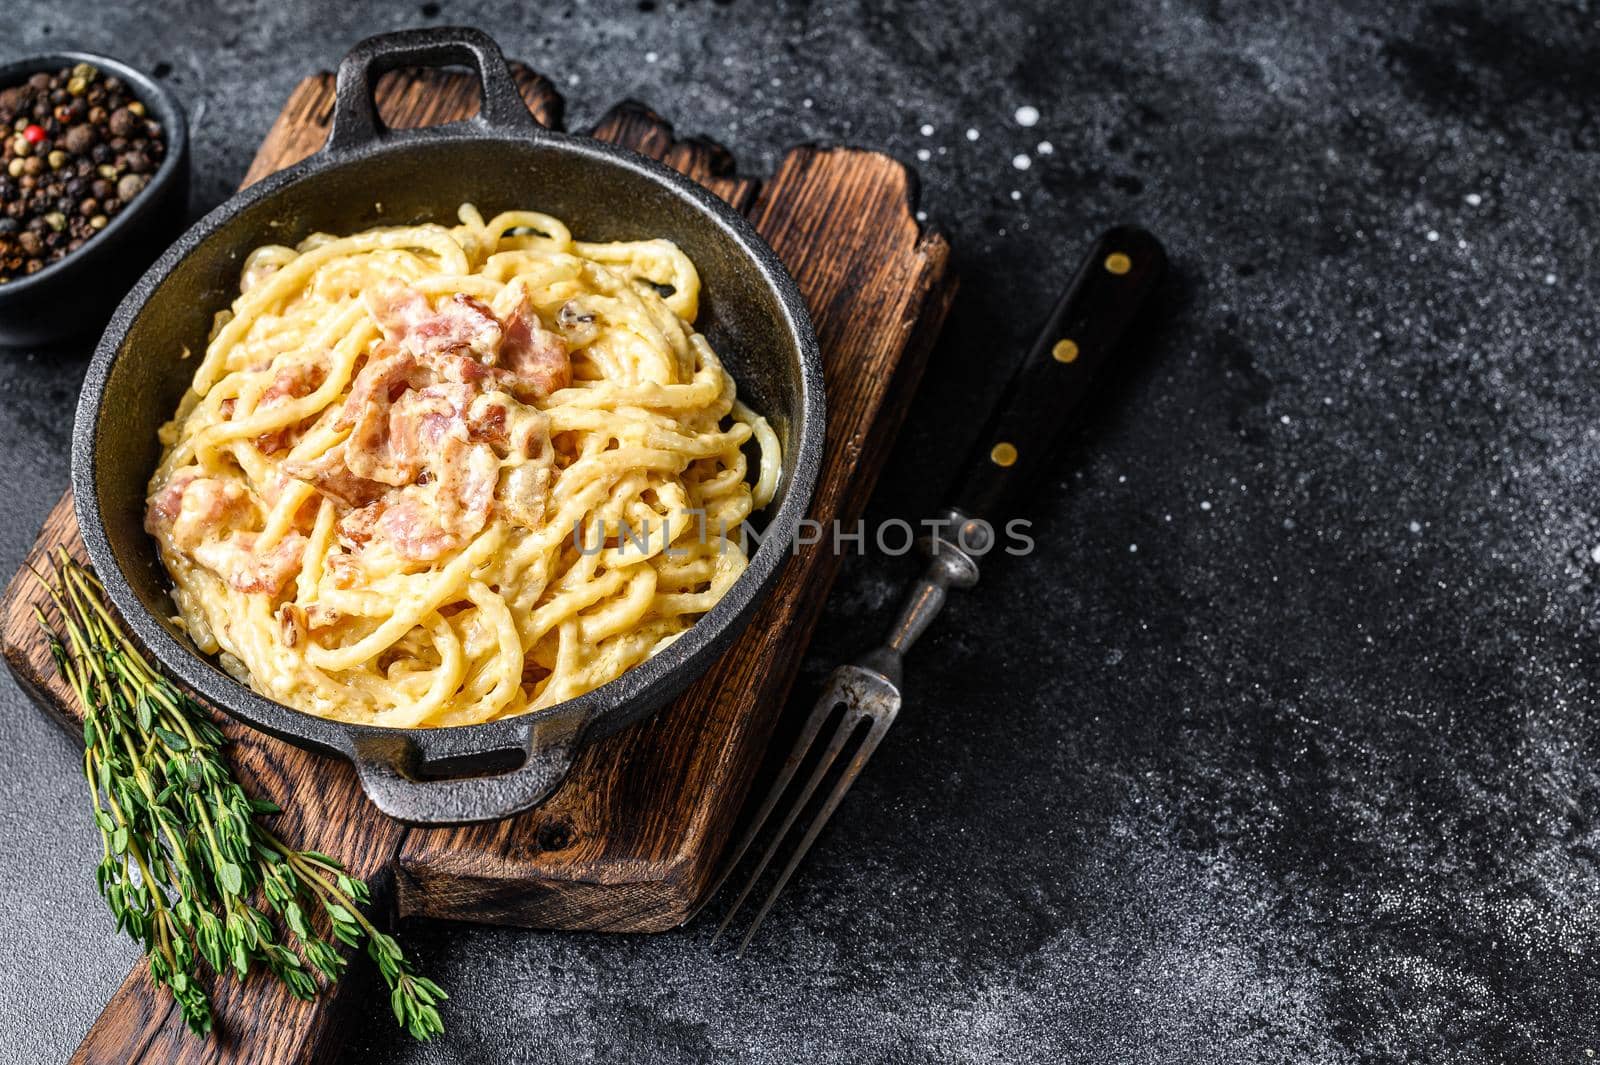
left=947, top=226, right=1167, bottom=523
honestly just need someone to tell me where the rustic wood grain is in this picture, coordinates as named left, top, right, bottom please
left=240, top=65, right=563, bottom=187
left=1, top=63, right=954, bottom=1061
left=588, top=100, right=761, bottom=213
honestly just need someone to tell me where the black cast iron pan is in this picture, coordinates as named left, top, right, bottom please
left=72, top=27, right=825, bottom=825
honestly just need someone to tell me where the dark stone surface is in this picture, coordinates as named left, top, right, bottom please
left=1, top=1, right=1597, bottom=1061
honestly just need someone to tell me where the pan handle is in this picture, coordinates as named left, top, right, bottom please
left=351, top=733, right=576, bottom=824
left=325, top=26, right=539, bottom=153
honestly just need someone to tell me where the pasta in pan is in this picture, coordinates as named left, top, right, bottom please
left=144, top=204, right=781, bottom=728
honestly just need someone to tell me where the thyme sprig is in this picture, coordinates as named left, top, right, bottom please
left=34, top=552, right=445, bottom=1040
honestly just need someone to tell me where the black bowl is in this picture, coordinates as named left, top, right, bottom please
left=0, top=51, right=189, bottom=348
left=73, top=28, right=824, bottom=824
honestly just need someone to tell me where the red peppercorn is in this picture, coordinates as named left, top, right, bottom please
left=22, top=123, right=45, bottom=144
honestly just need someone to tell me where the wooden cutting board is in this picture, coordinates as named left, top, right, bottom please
left=1, top=62, right=954, bottom=1063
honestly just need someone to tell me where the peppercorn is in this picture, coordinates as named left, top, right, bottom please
left=0, top=60, right=165, bottom=279
left=62, top=124, right=94, bottom=153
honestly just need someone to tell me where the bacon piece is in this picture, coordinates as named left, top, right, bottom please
left=145, top=472, right=247, bottom=551
left=435, top=437, right=498, bottom=539
left=500, top=462, right=550, bottom=530
left=254, top=362, right=329, bottom=454
left=283, top=445, right=385, bottom=508
left=277, top=603, right=307, bottom=648
left=466, top=394, right=509, bottom=448
left=339, top=495, right=454, bottom=563
left=337, top=348, right=428, bottom=485
left=365, top=282, right=502, bottom=360
left=335, top=438, right=496, bottom=563
left=390, top=383, right=475, bottom=465
left=192, top=532, right=306, bottom=595
left=499, top=293, right=570, bottom=401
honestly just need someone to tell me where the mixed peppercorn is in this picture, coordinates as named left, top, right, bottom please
left=0, top=62, right=167, bottom=282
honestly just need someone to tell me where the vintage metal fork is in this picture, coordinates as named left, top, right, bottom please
left=710, top=226, right=1168, bottom=951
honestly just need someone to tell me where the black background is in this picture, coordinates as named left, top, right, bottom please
left=3, top=1, right=1598, bottom=1062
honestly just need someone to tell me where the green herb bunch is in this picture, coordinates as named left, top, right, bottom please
left=35, top=552, right=446, bottom=1040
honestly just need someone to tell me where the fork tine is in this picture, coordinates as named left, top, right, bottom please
left=700, top=685, right=846, bottom=926
left=732, top=714, right=893, bottom=955
left=713, top=702, right=865, bottom=945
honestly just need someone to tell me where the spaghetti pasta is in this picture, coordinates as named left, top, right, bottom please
left=144, top=204, right=781, bottom=728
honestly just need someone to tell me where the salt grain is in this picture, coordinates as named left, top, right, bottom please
left=645, top=51, right=658, bottom=63
left=920, top=123, right=934, bottom=136
left=1015, top=105, right=1040, bottom=127
left=1426, top=230, right=1439, bottom=242
left=1545, top=273, right=1558, bottom=285
left=916, top=148, right=931, bottom=162
left=1408, top=521, right=1422, bottom=534
left=1465, top=192, right=1482, bottom=206
left=1200, top=501, right=1212, bottom=511
left=1037, top=140, right=1054, bottom=155
left=965, top=127, right=980, bottom=141
left=1012, top=153, right=1032, bottom=171
left=1010, top=189, right=1021, bottom=200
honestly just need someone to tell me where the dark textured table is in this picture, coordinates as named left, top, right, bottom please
left=2, top=1, right=1595, bottom=1061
